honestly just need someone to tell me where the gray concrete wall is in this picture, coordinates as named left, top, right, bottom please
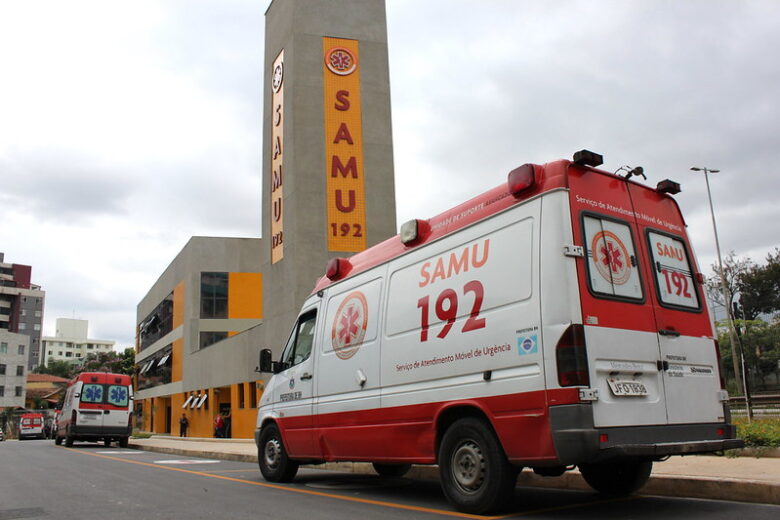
left=261, top=0, right=396, bottom=353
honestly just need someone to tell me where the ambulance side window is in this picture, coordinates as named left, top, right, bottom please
left=281, top=310, right=317, bottom=368
left=647, top=230, right=700, bottom=310
left=582, top=214, right=644, bottom=301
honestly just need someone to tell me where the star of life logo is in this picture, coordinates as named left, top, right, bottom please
left=331, top=291, right=368, bottom=360
left=325, top=47, right=358, bottom=76
left=591, top=231, right=631, bottom=285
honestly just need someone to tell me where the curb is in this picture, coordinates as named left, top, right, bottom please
left=127, top=442, right=780, bottom=505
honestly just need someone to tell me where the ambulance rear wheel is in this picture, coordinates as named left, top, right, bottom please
left=104, top=438, right=112, bottom=447
left=54, top=435, right=62, bottom=446
left=438, top=417, right=517, bottom=514
left=119, top=436, right=129, bottom=448
left=65, top=432, right=74, bottom=447
left=579, top=459, right=653, bottom=496
left=372, top=463, right=412, bottom=478
left=258, top=423, right=299, bottom=482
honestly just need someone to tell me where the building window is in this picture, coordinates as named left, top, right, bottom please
left=18, top=344, right=25, bottom=355
left=199, top=331, right=228, bottom=349
left=201, top=272, right=228, bottom=319
left=0, top=364, right=5, bottom=375
left=66, top=352, right=72, bottom=357
left=249, top=383, right=258, bottom=408
left=0, top=386, right=4, bottom=397
left=58, top=351, right=63, bottom=356
left=35, top=310, right=42, bottom=317
left=15, top=386, right=22, bottom=397
left=87, top=345, right=93, bottom=349
left=16, top=365, right=24, bottom=376
left=238, top=383, right=245, bottom=408
left=33, top=324, right=40, bottom=331
left=21, top=309, right=27, bottom=317
left=0, top=342, right=6, bottom=353
left=136, top=345, right=173, bottom=391
left=139, top=292, right=174, bottom=351
left=19, top=323, right=26, bottom=330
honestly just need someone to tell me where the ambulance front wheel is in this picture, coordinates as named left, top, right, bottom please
left=258, top=423, right=299, bottom=482
left=438, top=417, right=518, bottom=514
left=579, top=459, right=653, bottom=496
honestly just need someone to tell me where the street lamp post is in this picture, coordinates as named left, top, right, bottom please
left=691, top=166, right=748, bottom=415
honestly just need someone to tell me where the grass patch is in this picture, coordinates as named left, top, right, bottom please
left=733, top=417, right=780, bottom=448
left=131, top=430, right=153, bottom=439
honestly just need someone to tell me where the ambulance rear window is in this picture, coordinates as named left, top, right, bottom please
left=582, top=215, right=643, bottom=301
left=647, top=230, right=700, bottom=310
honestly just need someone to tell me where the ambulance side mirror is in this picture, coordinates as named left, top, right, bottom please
left=260, top=349, right=287, bottom=374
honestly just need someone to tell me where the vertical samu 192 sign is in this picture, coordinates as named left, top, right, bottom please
left=270, top=50, right=284, bottom=264
left=323, top=38, right=367, bottom=252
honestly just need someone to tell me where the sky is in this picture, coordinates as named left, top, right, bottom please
left=1, top=0, right=779, bottom=348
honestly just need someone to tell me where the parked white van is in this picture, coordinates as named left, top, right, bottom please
left=55, top=372, right=133, bottom=448
left=256, top=152, right=742, bottom=513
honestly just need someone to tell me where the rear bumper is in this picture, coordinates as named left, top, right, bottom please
left=549, top=404, right=744, bottom=464
left=71, top=425, right=131, bottom=438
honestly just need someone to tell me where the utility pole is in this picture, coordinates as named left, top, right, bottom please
left=691, top=167, right=748, bottom=418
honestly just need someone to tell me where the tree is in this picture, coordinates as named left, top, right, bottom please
left=80, top=348, right=135, bottom=376
left=737, top=248, right=780, bottom=320
left=33, top=360, right=76, bottom=379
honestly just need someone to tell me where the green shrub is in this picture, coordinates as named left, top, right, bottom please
left=734, top=417, right=780, bottom=448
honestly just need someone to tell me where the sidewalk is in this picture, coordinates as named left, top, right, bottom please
left=128, top=436, right=780, bottom=505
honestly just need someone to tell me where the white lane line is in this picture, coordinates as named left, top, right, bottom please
left=97, top=451, right=142, bottom=454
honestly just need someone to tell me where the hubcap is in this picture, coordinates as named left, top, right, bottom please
left=451, top=440, right=485, bottom=493
left=264, top=438, right=282, bottom=469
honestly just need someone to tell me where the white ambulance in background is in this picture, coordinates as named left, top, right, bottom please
left=55, top=372, right=133, bottom=448
left=256, top=151, right=742, bottom=514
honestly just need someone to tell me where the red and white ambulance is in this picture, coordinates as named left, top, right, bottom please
left=256, top=151, right=742, bottom=513
left=19, top=413, right=46, bottom=440
left=55, top=372, right=133, bottom=448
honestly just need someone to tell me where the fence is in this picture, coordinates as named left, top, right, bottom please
left=729, top=393, right=780, bottom=419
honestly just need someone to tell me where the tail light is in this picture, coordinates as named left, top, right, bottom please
left=713, top=340, right=726, bottom=390
left=556, top=324, right=590, bottom=387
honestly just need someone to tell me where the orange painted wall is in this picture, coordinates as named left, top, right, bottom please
left=231, top=381, right=261, bottom=439
left=228, top=272, right=263, bottom=319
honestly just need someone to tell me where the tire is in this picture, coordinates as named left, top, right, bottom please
left=104, top=438, right=112, bottom=447
left=438, top=417, right=518, bottom=514
left=54, top=435, right=63, bottom=446
left=579, top=459, right=653, bottom=496
left=119, top=437, right=129, bottom=448
left=372, top=463, right=412, bottom=478
left=65, top=434, right=74, bottom=447
left=258, top=423, right=299, bottom=482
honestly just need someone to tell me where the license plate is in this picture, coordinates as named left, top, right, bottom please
left=607, top=378, right=648, bottom=396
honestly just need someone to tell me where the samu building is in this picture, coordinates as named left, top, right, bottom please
left=134, top=0, right=396, bottom=439
left=134, top=237, right=265, bottom=438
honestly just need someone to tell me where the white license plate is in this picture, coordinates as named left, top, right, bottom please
left=607, top=378, right=648, bottom=396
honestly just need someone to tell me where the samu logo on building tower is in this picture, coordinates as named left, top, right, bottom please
left=323, top=38, right=366, bottom=252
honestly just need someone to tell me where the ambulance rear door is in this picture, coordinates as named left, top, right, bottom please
left=569, top=168, right=667, bottom=428
left=629, top=186, right=724, bottom=424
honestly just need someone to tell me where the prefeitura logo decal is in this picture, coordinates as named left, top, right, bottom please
left=592, top=231, right=631, bottom=285
left=331, top=291, right=368, bottom=360
left=325, top=47, right=358, bottom=76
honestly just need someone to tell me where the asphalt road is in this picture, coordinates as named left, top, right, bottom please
left=1, top=439, right=778, bottom=520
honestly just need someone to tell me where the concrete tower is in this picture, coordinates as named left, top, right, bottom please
left=261, top=0, right=396, bottom=349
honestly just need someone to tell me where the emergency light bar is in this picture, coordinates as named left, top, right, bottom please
left=572, top=149, right=603, bottom=167
left=656, top=179, right=681, bottom=195
left=507, top=164, right=536, bottom=196
left=326, top=257, right=351, bottom=281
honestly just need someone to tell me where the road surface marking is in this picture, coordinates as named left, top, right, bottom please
left=63, top=448, right=636, bottom=519
left=154, top=459, right=221, bottom=465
